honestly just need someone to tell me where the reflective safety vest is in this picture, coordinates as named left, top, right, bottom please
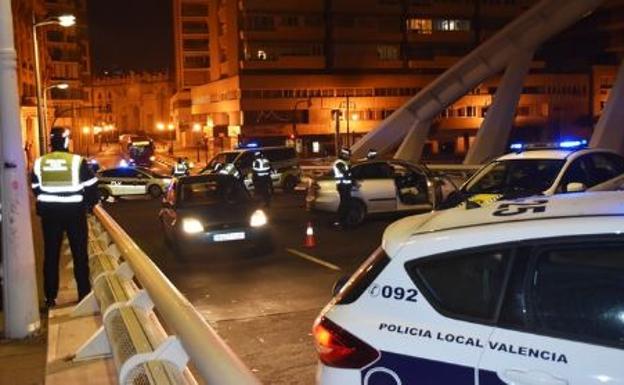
left=333, top=159, right=352, bottom=185
left=33, top=152, right=96, bottom=203
left=252, top=158, right=271, bottom=177
left=218, top=163, right=241, bottom=179
left=173, top=162, right=188, bottom=176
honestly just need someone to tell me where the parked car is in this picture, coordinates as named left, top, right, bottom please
left=306, top=159, right=456, bottom=226
left=96, top=165, right=172, bottom=201
left=315, top=191, right=624, bottom=384
left=158, top=174, right=272, bottom=256
left=443, top=141, right=624, bottom=208
left=201, top=146, right=302, bottom=192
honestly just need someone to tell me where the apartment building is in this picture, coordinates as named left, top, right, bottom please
left=12, top=0, right=48, bottom=162
left=174, top=0, right=623, bottom=158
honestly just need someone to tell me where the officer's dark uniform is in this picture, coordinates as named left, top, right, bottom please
left=252, top=151, right=272, bottom=207
left=333, top=148, right=353, bottom=228
left=31, top=128, right=99, bottom=307
left=172, top=157, right=189, bottom=177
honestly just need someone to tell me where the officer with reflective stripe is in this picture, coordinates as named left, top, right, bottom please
left=252, top=151, right=273, bottom=207
left=333, top=147, right=353, bottom=228
left=172, top=157, right=189, bottom=177
left=31, top=127, right=99, bottom=308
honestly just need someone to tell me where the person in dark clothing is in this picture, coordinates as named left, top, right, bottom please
left=251, top=151, right=273, bottom=207
left=333, top=147, right=354, bottom=228
left=31, top=127, right=99, bottom=308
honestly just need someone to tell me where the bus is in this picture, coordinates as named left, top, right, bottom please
left=122, top=135, right=155, bottom=167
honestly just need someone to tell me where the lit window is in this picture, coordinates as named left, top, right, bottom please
left=257, top=50, right=267, bottom=60
left=407, top=18, right=432, bottom=34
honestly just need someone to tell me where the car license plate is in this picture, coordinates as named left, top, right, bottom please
left=213, top=232, right=246, bottom=242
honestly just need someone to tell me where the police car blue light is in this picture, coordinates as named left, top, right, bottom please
left=243, top=142, right=259, bottom=148
left=119, top=159, right=129, bottom=167
left=509, top=143, right=524, bottom=150
left=315, top=192, right=624, bottom=385
left=558, top=139, right=587, bottom=148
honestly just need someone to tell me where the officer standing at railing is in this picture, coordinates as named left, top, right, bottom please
left=252, top=151, right=273, bottom=207
left=333, top=147, right=354, bottom=228
left=31, top=127, right=99, bottom=308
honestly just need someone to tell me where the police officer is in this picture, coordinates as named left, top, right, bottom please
left=219, top=162, right=242, bottom=179
left=31, top=127, right=99, bottom=308
left=333, top=147, right=353, bottom=228
left=252, top=151, right=272, bottom=207
left=172, top=157, right=189, bottom=177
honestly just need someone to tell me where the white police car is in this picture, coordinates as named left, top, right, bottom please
left=446, top=140, right=624, bottom=207
left=96, top=164, right=172, bottom=201
left=314, top=191, right=624, bottom=385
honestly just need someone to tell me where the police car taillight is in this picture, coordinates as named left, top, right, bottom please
left=313, top=317, right=379, bottom=369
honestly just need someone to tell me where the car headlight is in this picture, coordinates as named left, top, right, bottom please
left=250, top=209, right=268, bottom=227
left=182, top=218, right=204, bottom=234
left=162, top=178, right=172, bottom=185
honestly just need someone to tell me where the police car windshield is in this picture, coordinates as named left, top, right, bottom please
left=178, top=177, right=249, bottom=206
left=208, top=152, right=239, bottom=169
left=464, top=159, right=565, bottom=195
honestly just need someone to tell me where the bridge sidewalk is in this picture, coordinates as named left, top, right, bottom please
left=0, top=211, right=116, bottom=385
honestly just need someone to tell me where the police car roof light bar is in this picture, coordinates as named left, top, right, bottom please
left=509, top=140, right=588, bottom=152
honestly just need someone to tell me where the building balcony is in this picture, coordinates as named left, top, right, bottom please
left=240, top=55, right=325, bottom=70
left=240, top=27, right=325, bottom=42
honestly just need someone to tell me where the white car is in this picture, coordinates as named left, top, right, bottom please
left=96, top=166, right=172, bottom=201
left=314, top=191, right=624, bottom=385
left=447, top=141, right=624, bottom=207
left=306, top=160, right=456, bottom=226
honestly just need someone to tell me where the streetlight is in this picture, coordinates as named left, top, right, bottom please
left=193, top=123, right=202, bottom=162
left=167, top=123, right=175, bottom=155
left=156, top=122, right=165, bottom=131
left=292, top=99, right=312, bottom=154
left=32, top=14, right=76, bottom=155
left=42, top=83, right=69, bottom=137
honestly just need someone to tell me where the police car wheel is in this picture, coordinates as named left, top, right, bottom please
left=148, top=185, right=162, bottom=198
left=98, top=187, right=110, bottom=202
left=282, top=175, right=298, bottom=193
left=346, top=200, right=366, bottom=227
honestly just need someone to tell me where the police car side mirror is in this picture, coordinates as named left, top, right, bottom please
left=566, top=182, right=586, bottom=193
left=332, top=275, right=350, bottom=297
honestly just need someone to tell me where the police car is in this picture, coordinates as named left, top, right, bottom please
left=446, top=140, right=624, bottom=207
left=307, top=160, right=457, bottom=226
left=314, top=191, right=624, bottom=385
left=96, top=164, right=172, bottom=200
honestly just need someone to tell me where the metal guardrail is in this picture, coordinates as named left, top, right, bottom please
left=72, top=205, right=262, bottom=385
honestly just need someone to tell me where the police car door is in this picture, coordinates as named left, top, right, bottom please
left=371, top=247, right=510, bottom=384
left=478, top=240, right=624, bottom=385
left=392, top=163, right=432, bottom=212
left=352, top=163, right=397, bottom=213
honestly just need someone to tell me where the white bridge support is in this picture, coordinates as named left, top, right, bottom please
left=394, top=120, right=432, bottom=163
left=351, top=0, right=605, bottom=161
left=464, top=50, right=534, bottom=165
left=590, top=59, right=624, bottom=154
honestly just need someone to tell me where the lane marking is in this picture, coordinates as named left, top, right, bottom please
left=286, top=248, right=341, bottom=271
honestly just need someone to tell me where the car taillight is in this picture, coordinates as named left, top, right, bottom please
left=313, top=317, right=379, bottom=369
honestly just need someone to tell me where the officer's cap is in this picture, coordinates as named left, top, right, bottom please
left=50, top=127, right=70, bottom=139
left=340, top=148, right=351, bottom=157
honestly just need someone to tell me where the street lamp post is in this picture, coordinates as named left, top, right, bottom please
left=32, top=14, right=76, bottom=155
left=167, top=123, right=175, bottom=155
left=82, top=126, right=90, bottom=156
left=332, top=109, right=342, bottom=156
left=193, top=123, right=201, bottom=162
left=42, top=83, right=69, bottom=140
left=292, top=99, right=311, bottom=154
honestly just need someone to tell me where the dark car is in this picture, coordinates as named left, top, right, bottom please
left=158, top=174, right=272, bottom=256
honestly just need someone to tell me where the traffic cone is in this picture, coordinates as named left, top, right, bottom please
left=304, top=221, right=316, bottom=248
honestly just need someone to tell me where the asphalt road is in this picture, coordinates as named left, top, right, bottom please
left=102, top=183, right=397, bottom=384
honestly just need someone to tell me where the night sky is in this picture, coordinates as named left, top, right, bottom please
left=87, top=0, right=173, bottom=74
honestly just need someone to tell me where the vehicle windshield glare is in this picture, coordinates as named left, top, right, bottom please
left=464, top=159, right=565, bottom=195
left=179, top=176, right=249, bottom=205
left=208, top=152, right=239, bottom=169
